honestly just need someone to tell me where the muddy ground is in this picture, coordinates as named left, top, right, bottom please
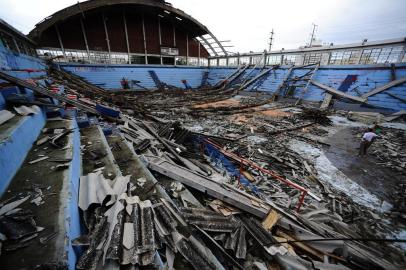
left=325, top=127, right=403, bottom=207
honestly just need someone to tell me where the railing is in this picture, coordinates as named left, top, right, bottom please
left=208, top=38, right=406, bottom=67
left=36, top=47, right=209, bottom=66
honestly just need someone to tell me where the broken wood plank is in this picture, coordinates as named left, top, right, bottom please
left=262, top=209, right=280, bottom=230
left=147, top=156, right=269, bottom=218
left=295, top=63, right=320, bottom=105
left=384, top=92, right=406, bottom=103
left=361, top=76, right=406, bottom=99
left=320, top=93, right=333, bottom=110
left=0, top=71, right=101, bottom=115
left=310, top=80, right=367, bottom=103
left=271, top=66, right=294, bottom=101
left=239, top=66, right=275, bottom=91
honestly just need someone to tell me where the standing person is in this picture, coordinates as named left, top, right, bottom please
left=120, top=77, right=129, bottom=89
left=358, top=128, right=378, bottom=157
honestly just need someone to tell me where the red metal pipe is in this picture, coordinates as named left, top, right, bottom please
left=203, top=138, right=308, bottom=211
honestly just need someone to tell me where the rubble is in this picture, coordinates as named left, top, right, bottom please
left=1, top=66, right=406, bottom=270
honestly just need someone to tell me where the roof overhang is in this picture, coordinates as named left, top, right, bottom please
left=28, top=0, right=211, bottom=39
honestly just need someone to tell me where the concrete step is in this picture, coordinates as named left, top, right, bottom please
left=0, top=111, right=46, bottom=195
left=80, top=124, right=121, bottom=179
left=0, top=118, right=81, bottom=269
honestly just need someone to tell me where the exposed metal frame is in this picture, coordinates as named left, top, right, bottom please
left=54, top=24, right=66, bottom=58
left=122, top=11, right=131, bottom=64
left=102, top=13, right=111, bottom=61
left=79, top=17, right=90, bottom=59
left=141, top=14, right=148, bottom=64
left=210, top=38, right=406, bottom=66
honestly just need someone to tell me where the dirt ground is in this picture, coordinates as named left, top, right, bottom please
left=325, top=127, right=403, bottom=206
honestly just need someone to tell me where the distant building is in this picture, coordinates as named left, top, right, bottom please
left=28, top=0, right=227, bottom=65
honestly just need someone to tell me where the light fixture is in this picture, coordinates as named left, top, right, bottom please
left=164, top=10, right=170, bottom=14
left=175, top=16, right=182, bottom=21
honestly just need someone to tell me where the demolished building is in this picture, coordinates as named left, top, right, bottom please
left=0, top=0, right=406, bottom=269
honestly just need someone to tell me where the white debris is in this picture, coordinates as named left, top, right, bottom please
left=328, top=115, right=367, bottom=127
left=381, top=122, right=406, bottom=130
left=290, top=140, right=392, bottom=212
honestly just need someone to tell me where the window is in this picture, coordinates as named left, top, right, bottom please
left=283, top=54, right=300, bottom=65
left=376, top=48, right=391, bottom=63
left=175, top=57, right=187, bottom=65
left=251, top=56, right=262, bottom=65
left=329, top=51, right=344, bottom=64
left=162, top=57, right=174, bottom=65
left=147, top=56, right=160, bottom=65
left=267, top=55, right=281, bottom=65
left=130, top=55, right=146, bottom=64
left=209, top=58, right=217, bottom=66
left=199, top=58, right=208, bottom=67
left=369, top=48, right=381, bottom=64
left=228, top=57, right=238, bottom=66
left=340, top=50, right=361, bottom=65
left=187, top=57, right=198, bottom=66
left=303, top=53, right=322, bottom=65
left=385, top=46, right=403, bottom=63
left=218, top=58, right=227, bottom=66
left=239, top=56, right=250, bottom=65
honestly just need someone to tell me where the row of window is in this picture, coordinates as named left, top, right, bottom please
left=37, top=48, right=209, bottom=66
left=211, top=45, right=405, bottom=66
left=0, top=30, right=37, bottom=57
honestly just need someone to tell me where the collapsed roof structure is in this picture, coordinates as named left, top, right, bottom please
left=0, top=1, right=405, bottom=270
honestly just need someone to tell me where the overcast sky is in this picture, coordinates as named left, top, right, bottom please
left=0, top=0, right=405, bottom=53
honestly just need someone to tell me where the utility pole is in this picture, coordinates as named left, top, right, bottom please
left=269, top=29, right=274, bottom=52
left=309, top=23, right=317, bottom=47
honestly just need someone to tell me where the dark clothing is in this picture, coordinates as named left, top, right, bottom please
left=359, top=140, right=372, bottom=156
left=121, top=79, right=129, bottom=89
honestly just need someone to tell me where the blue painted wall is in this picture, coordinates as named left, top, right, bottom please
left=0, top=41, right=46, bottom=79
left=209, top=64, right=406, bottom=111
left=65, top=119, right=82, bottom=270
left=0, top=111, right=46, bottom=195
left=60, top=62, right=406, bottom=111
left=0, top=39, right=48, bottom=195
left=61, top=64, right=207, bottom=89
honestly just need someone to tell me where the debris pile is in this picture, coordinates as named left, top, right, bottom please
left=0, top=66, right=406, bottom=269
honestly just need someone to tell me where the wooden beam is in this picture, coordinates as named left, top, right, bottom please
left=295, top=63, right=319, bottom=105
left=310, top=80, right=367, bottom=103
left=320, top=93, right=333, bottom=110
left=384, top=92, right=406, bottom=103
left=238, top=66, right=274, bottom=91
left=271, top=66, right=293, bottom=101
left=0, top=71, right=100, bottom=115
left=390, top=63, right=396, bottom=81
left=147, top=156, right=269, bottom=218
left=361, top=76, right=406, bottom=99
